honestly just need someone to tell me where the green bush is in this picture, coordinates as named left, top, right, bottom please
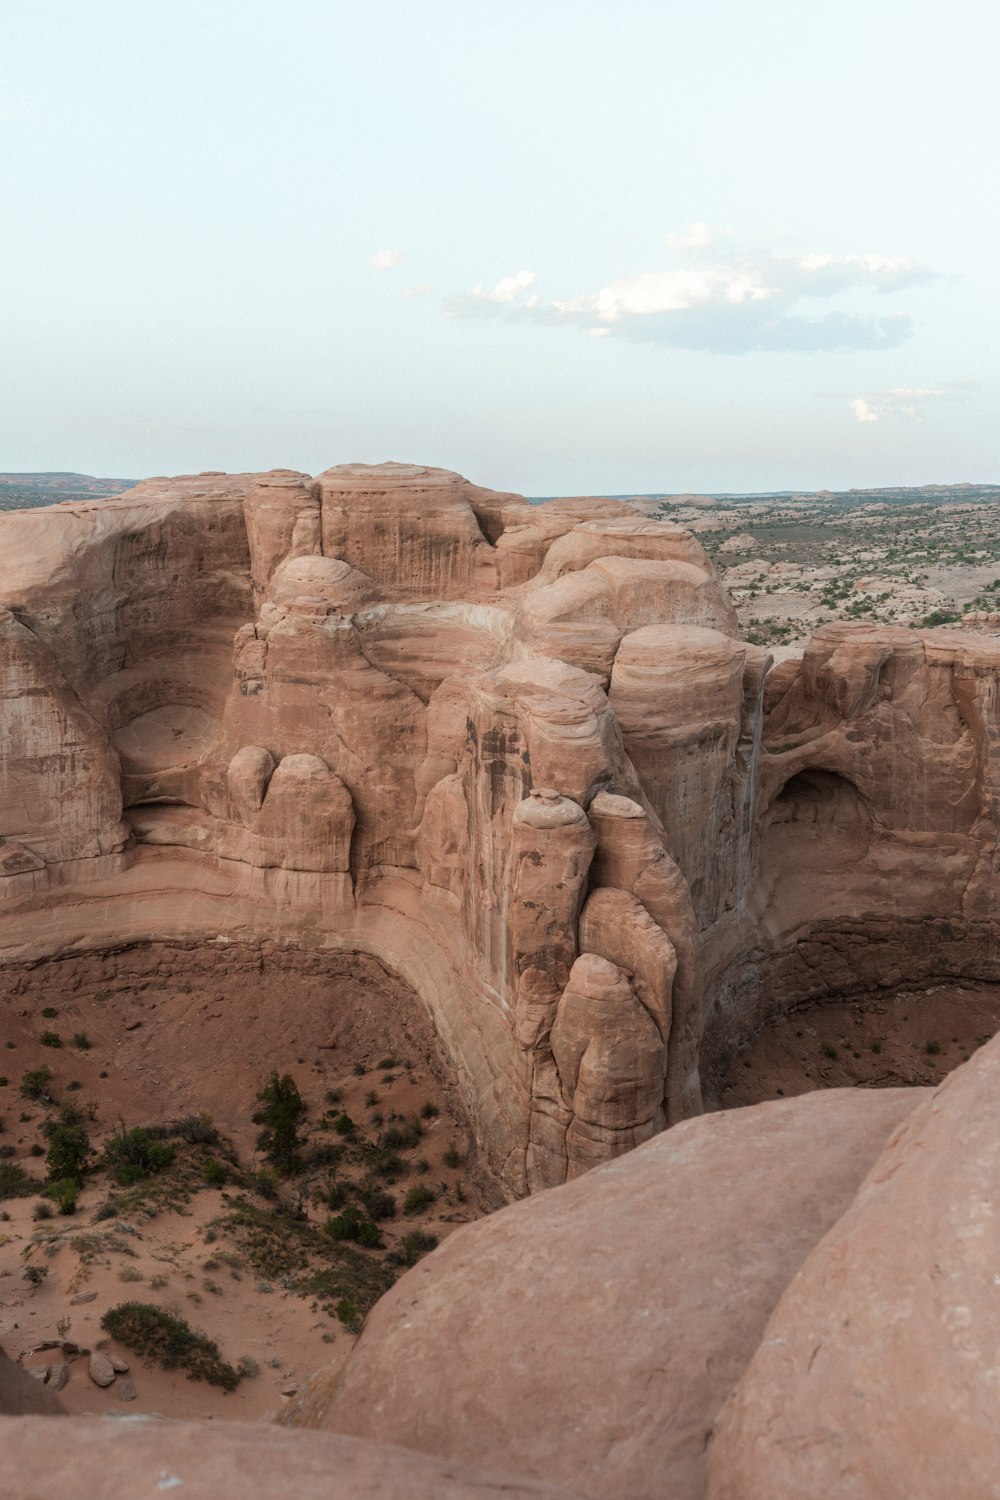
left=20, top=1067, right=52, bottom=1101
left=394, top=1230, right=438, bottom=1267
left=72, top=1032, right=92, bottom=1050
left=0, top=1162, right=40, bottom=1200
left=103, top=1125, right=176, bottom=1185
left=46, top=1120, right=90, bottom=1186
left=101, top=1302, right=242, bottom=1391
left=203, top=1159, right=227, bottom=1186
left=403, top=1184, right=434, bottom=1215
left=48, top=1178, right=79, bottom=1215
left=39, top=1031, right=62, bottom=1049
left=326, top=1205, right=382, bottom=1247
left=252, top=1073, right=306, bottom=1175
left=382, top=1118, right=423, bottom=1151
left=361, top=1187, right=396, bottom=1221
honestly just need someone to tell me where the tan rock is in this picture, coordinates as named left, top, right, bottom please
left=302, top=1087, right=922, bottom=1500
left=0, top=1416, right=585, bottom=1500
left=0, top=1351, right=64, bottom=1417
left=707, top=1035, right=1000, bottom=1500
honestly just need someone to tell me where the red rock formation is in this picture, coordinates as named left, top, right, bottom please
left=0, top=1415, right=584, bottom=1499
left=706, top=1031, right=1000, bottom=1500
left=287, top=1086, right=923, bottom=1500
left=3, top=462, right=1000, bottom=1195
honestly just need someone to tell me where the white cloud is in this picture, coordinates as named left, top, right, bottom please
left=442, top=236, right=936, bottom=354
left=849, top=388, right=949, bottom=423
left=401, top=282, right=433, bottom=299
left=370, top=249, right=403, bottom=271
left=666, top=221, right=713, bottom=251
left=469, top=270, right=537, bottom=304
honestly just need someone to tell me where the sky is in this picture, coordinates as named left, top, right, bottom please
left=1, top=0, right=997, bottom=494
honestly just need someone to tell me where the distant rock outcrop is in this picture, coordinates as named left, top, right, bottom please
left=3, top=462, right=1000, bottom=1194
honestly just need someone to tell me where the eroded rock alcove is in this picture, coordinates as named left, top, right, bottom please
left=3, top=462, right=1000, bottom=1194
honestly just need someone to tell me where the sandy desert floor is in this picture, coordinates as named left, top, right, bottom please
left=0, top=947, right=503, bottom=1421
left=711, top=980, right=1000, bottom=1107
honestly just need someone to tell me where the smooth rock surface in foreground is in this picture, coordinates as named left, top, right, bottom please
left=289, top=1087, right=924, bottom=1500
left=707, top=1032, right=1000, bottom=1500
left=0, top=1415, right=587, bottom=1500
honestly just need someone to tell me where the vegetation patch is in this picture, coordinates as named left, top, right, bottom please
left=101, top=1302, right=242, bottom=1391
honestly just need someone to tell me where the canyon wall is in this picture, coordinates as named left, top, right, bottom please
left=3, top=462, right=1000, bottom=1191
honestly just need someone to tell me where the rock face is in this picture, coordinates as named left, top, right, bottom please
left=3, top=462, right=1000, bottom=1190
left=0, top=1415, right=586, bottom=1500
left=0, top=1350, right=65, bottom=1417
left=706, top=1031, right=1000, bottom=1500
left=288, top=1086, right=923, bottom=1500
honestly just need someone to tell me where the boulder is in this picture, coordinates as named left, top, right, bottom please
left=0, top=1416, right=586, bottom=1500
left=292, top=1087, right=923, bottom=1500
left=707, top=1034, right=1000, bottom=1500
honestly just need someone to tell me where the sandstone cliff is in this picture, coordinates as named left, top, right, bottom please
left=3, top=461, right=1000, bottom=1193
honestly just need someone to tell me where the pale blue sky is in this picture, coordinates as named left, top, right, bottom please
left=1, top=0, right=996, bottom=492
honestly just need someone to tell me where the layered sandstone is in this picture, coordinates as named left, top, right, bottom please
left=3, top=463, right=1000, bottom=1193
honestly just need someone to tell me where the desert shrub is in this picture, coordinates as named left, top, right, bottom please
left=331, top=1112, right=356, bottom=1138
left=253, top=1073, right=306, bottom=1175
left=103, top=1125, right=176, bottom=1185
left=47, top=1178, right=79, bottom=1215
left=33, top=1199, right=54, bottom=1220
left=925, top=1039, right=942, bottom=1055
left=20, top=1067, right=52, bottom=1101
left=101, top=1302, right=241, bottom=1390
left=443, top=1144, right=463, bottom=1169
left=154, top=1114, right=220, bottom=1147
left=94, top=1198, right=119, bottom=1221
left=821, top=1042, right=839, bottom=1061
left=236, top=1354, right=259, bottom=1378
left=24, top=1264, right=48, bottom=1286
left=376, top=1056, right=398, bottom=1071
left=382, top=1118, right=423, bottom=1151
left=72, top=1032, right=92, bottom=1050
left=361, top=1187, right=396, bottom=1221
left=254, top=1167, right=278, bottom=1199
left=0, top=1163, right=40, bottom=1200
left=403, top=1184, right=434, bottom=1215
left=336, top=1297, right=361, bottom=1332
left=324, top=1179, right=348, bottom=1210
left=39, top=1031, right=62, bottom=1049
left=325, top=1205, right=381, bottom=1247
left=202, top=1159, right=227, bottom=1186
left=305, top=1141, right=344, bottom=1168
left=392, top=1230, right=438, bottom=1267
left=365, top=1145, right=405, bottom=1181
left=419, top=1101, right=438, bottom=1120
left=46, top=1120, right=90, bottom=1186
left=41, top=1007, right=58, bottom=1019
